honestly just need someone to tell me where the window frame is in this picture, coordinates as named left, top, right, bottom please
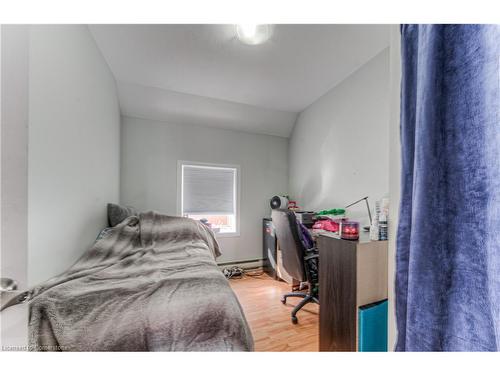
left=177, top=160, right=241, bottom=238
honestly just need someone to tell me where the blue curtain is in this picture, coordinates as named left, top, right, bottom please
left=396, top=25, right=500, bottom=351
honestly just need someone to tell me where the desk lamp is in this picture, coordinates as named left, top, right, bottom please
left=345, top=196, right=372, bottom=232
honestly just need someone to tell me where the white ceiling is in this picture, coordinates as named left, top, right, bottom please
left=116, top=81, right=297, bottom=137
left=89, top=24, right=390, bottom=137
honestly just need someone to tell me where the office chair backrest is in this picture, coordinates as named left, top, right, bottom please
left=271, top=209, right=306, bottom=282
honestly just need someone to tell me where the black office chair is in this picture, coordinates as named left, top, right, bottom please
left=271, top=209, right=319, bottom=324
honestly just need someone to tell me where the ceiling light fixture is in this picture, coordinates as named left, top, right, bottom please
left=235, top=24, right=272, bottom=45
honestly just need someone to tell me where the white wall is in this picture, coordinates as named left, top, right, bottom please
left=388, top=25, right=402, bottom=351
left=27, top=26, right=120, bottom=285
left=121, top=116, right=288, bottom=264
left=1, top=25, right=30, bottom=349
left=1, top=26, right=29, bottom=291
left=289, top=48, right=390, bottom=226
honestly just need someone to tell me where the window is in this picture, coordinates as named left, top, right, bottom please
left=178, top=162, right=239, bottom=236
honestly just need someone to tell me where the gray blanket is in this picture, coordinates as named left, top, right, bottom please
left=28, top=212, right=253, bottom=351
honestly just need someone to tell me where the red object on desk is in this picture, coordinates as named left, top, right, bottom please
left=340, top=220, right=359, bottom=240
left=312, top=219, right=339, bottom=232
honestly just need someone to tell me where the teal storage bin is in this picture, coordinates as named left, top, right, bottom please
left=358, top=299, right=388, bottom=351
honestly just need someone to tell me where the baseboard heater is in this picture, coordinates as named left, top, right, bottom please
left=217, top=258, right=264, bottom=269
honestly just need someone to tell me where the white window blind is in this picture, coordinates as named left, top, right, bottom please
left=182, top=164, right=236, bottom=214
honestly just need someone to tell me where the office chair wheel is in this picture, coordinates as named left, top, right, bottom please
left=291, top=316, right=298, bottom=324
left=281, top=296, right=286, bottom=304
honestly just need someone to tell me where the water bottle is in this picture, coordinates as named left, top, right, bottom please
left=378, top=213, right=388, bottom=241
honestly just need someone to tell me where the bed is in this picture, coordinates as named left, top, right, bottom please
left=26, top=211, right=253, bottom=351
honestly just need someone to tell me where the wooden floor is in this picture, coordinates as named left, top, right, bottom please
left=230, top=273, right=319, bottom=351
